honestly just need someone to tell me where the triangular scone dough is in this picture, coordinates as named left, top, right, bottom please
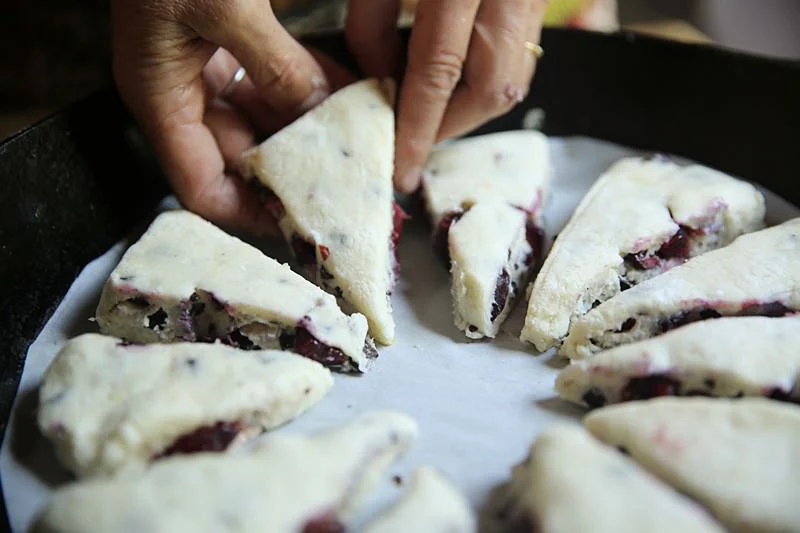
left=585, top=397, right=800, bottom=533
left=502, top=425, right=724, bottom=533
left=96, top=209, right=375, bottom=373
left=448, top=201, right=537, bottom=338
left=556, top=315, right=800, bottom=408
left=521, top=156, right=765, bottom=353
left=421, top=131, right=550, bottom=339
left=32, top=411, right=418, bottom=533
left=241, top=79, right=398, bottom=345
left=37, top=333, right=334, bottom=478
left=561, top=218, right=800, bottom=359
left=362, top=467, right=476, bottom=533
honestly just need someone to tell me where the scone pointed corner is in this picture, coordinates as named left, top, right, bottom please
left=519, top=317, right=559, bottom=354
left=238, top=78, right=398, bottom=346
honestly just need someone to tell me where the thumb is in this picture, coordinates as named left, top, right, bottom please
left=189, top=0, right=331, bottom=114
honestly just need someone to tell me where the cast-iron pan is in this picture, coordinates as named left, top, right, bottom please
left=1, top=27, right=799, bottom=531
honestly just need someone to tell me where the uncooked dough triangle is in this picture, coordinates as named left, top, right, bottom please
left=585, top=397, right=800, bottom=533
left=521, top=156, right=765, bottom=353
left=242, top=79, right=399, bottom=345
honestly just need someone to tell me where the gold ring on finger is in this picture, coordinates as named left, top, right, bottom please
left=524, top=41, right=544, bottom=60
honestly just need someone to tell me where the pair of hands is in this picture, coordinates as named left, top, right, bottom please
left=111, top=0, right=547, bottom=235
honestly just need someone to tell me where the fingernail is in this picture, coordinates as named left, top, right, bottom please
left=397, top=166, right=421, bottom=193
left=300, top=88, right=329, bottom=112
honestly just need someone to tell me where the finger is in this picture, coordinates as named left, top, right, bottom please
left=203, top=48, right=281, bottom=132
left=306, top=46, right=360, bottom=91
left=203, top=100, right=256, bottom=171
left=111, top=0, right=277, bottom=237
left=436, top=0, right=547, bottom=141
left=188, top=0, right=331, bottom=115
left=394, top=0, right=481, bottom=193
left=346, top=0, right=403, bottom=79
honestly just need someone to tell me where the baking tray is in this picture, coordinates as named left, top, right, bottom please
left=1, top=27, right=800, bottom=531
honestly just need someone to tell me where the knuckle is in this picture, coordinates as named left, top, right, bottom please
left=417, top=50, right=465, bottom=95
left=402, top=136, right=429, bottom=162
left=474, top=81, right=524, bottom=115
left=265, top=55, right=305, bottom=93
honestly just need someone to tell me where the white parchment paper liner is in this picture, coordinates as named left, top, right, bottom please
left=3, top=136, right=797, bottom=532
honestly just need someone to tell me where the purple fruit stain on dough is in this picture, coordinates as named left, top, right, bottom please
left=491, top=269, right=511, bottom=322
left=620, top=375, right=680, bottom=401
left=155, top=421, right=243, bottom=459
left=625, top=225, right=697, bottom=270
left=433, top=210, right=465, bottom=266
left=302, top=513, right=345, bottom=533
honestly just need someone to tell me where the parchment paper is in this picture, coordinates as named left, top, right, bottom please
left=2, top=136, right=798, bottom=532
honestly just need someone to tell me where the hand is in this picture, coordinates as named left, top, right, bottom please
left=111, top=0, right=356, bottom=235
left=347, top=0, right=548, bottom=193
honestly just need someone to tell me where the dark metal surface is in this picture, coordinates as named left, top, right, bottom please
left=1, top=27, right=799, bottom=531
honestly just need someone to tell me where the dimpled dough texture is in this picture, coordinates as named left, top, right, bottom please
left=95, top=209, right=373, bottom=372
left=241, top=79, right=397, bottom=345
left=556, top=314, right=800, bottom=408
left=503, top=425, right=725, bottom=533
left=561, top=218, right=800, bottom=359
left=37, top=334, right=334, bottom=478
left=521, top=156, right=765, bottom=353
left=32, top=411, right=419, bottom=533
left=585, top=397, right=800, bottom=533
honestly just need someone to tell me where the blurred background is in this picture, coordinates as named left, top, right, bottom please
left=1, top=0, right=798, bottom=141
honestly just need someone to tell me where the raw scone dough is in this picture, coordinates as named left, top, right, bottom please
left=422, top=130, right=549, bottom=224
left=37, top=333, right=334, bottom=478
left=32, top=411, right=418, bottom=533
left=95, top=209, right=375, bottom=372
left=241, top=79, right=398, bottom=345
left=421, top=130, right=551, bottom=339
left=585, top=397, right=800, bottom=533
left=361, top=467, right=476, bottom=533
left=448, top=201, right=535, bottom=338
left=502, top=424, right=725, bottom=533
left=561, top=217, right=800, bottom=359
left=556, top=314, right=800, bottom=408
left=521, top=156, right=765, bottom=353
